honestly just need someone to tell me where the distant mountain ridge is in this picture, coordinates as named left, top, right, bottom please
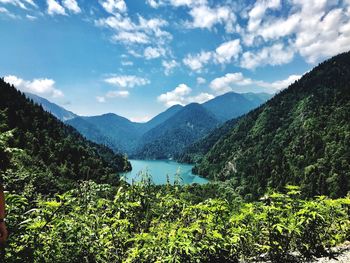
left=25, top=92, right=77, bottom=121
left=27, top=91, right=272, bottom=158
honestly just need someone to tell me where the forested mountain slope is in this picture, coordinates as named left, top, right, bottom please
left=0, top=79, right=131, bottom=194
left=176, top=117, right=240, bottom=163
left=202, top=92, right=271, bottom=121
left=67, top=114, right=143, bottom=154
left=194, top=52, right=350, bottom=199
left=134, top=103, right=220, bottom=159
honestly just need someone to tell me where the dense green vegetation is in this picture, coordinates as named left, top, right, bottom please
left=176, top=117, right=240, bottom=163
left=134, top=103, right=220, bottom=159
left=194, top=51, right=350, bottom=200
left=202, top=92, right=271, bottom=122
left=4, top=181, right=350, bottom=262
left=0, top=79, right=131, bottom=194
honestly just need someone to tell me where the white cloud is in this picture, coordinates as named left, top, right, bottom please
left=62, top=0, right=81, bottom=14
left=247, top=0, right=281, bottom=33
left=214, top=39, right=242, bottom=64
left=144, top=46, right=166, bottom=59
left=170, top=0, right=206, bottom=7
left=209, top=72, right=302, bottom=94
left=112, top=31, right=150, bottom=44
left=0, top=0, right=36, bottom=9
left=4, top=75, right=64, bottom=98
left=157, top=83, right=192, bottom=106
left=95, top=14, right=171, bottom=47
left=146, top=0, right=207, bottom=8
left=188, top=92, right=214, bottom=104
left=242, top=0, right=350, bottom=64
left=106, top=90, right=129, bottom=98
left=162, top=59, right=178, bottom=75
left=26, top=14, right=37, bottom=20
left=240, top=43, right=294, bottom=69
left=47, top=0, right=66, bottom=16
left=121, top=60, right=133, bottom=66
left=183, top=51, right=212, bottom=72
left=0, top=6, right=17, bottom=18
left=157, top=83, right=213, bottom=106
left=182, top=39, right=241, bottom=72
left=96, top=96, right=106, bottom=103
left=129, top=115, right=152, bottom=123
left=146, top=0, right=162, bottom=8
left=258, top=74, right=301, bottom=90
left=99, top=0, right=127, bottom=15
left=96, top=90, right=129, bottom=103
left=187, top=4, right=236, bottom=33
left=196, top=77, right=206, bottom=85
left=104, top=75, right=150, bottom=88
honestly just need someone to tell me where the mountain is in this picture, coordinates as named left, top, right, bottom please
left=0, top=78, right=131, bottom=194
left=143, top=104, right=183, bottom=132
left=67, top=114, right=142, bottom=154
left=193, top=51, right=350, bottom=199
left=25, top=92, right=77, bottom=121
left=202, top=92, right=271, bottom=121
left=176, top=117, right=240, bottom=163
left=134, top=103, right=220, bottom=159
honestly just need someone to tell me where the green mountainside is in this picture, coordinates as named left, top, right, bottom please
left=176, top=117, right=240, bottom=163
left=193, top=52, right=350, bottom=199
left=0, top=79, right=130, bottom=194
left=67, top=114, right=143, bottom=154
left=134, top=103, right=220, bottom=159
left=202, top=92, right=271, bottom=121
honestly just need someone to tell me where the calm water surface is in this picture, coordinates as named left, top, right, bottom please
left=121, top=160, right=209, bottom=185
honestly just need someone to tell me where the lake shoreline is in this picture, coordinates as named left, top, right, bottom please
left=121, top=159, right=208, bottom=185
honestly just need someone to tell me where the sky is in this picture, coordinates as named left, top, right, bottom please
left=0, top=0, right=349, bottom=122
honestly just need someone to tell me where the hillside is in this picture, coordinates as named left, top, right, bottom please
left=142, top=104, right=184, bottom=131
left=67, top=114, right=143, bottom=154
left=176, top=117, right=240, bottom=163
left=134, top=103, right=220, bottom=159
left=194, top=52, right=350, bottom=199
left=202, top=92, right=271, bottom=121
left=0, top=79, right=131, bottom=194
left=25, top=92, right=77, bottom=121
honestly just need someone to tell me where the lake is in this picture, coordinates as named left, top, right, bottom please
left=121, top=159, right=209, bottom=185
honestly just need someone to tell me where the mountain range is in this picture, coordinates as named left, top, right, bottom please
left=28, top=91, right=272, bottom=158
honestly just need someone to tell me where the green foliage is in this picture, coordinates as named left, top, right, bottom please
left=4, top=183, right=350, bottom=262
left=194, top=51, right=350, bottom=199
left=0, top=79, right=131, bottom=194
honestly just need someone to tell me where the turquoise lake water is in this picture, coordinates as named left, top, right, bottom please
left=121, top=159, right=209, bottom=185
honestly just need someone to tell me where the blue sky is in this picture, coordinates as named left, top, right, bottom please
left=1, top=0, right=349, bottom=122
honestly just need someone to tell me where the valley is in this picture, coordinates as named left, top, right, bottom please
left=28, top=91, right=272, bottom=159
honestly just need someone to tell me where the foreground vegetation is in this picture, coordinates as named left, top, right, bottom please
left=3, top=180, right=350, bottom=263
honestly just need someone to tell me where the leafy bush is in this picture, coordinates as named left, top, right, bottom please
left=3, top=183, right=350, bottom=262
